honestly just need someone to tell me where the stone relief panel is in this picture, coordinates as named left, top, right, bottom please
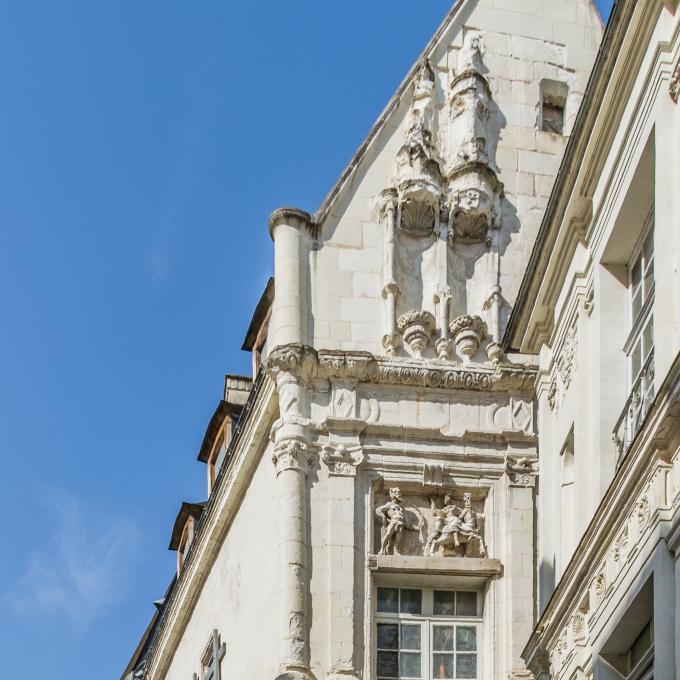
left=373, top=487, right=487, bottom=558
left=548, top=319, right=579, bottom=412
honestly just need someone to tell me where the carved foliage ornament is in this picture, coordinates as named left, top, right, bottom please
left=670, top=58, right=680, bottom=103
left=272, top=439, right=310, bottom=476
left=548, top=321, right=579, bottom=411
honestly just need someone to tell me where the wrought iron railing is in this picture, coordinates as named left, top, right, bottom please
left=613, top=351, right=655, bottom=461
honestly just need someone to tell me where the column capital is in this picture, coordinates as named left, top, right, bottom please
left=268, top=207, right=314, bottom=240
left=272, top=438, right=311, bottom=476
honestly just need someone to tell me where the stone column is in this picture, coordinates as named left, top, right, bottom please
left=380, top=190, right=400, bottom=355
left=269, top=347, right=316, bottom=680
left=269, top=208, right=312, bottom=348
left=504, top=463, right=537, bottom=679
left=321, top=438, right=364, bottom=680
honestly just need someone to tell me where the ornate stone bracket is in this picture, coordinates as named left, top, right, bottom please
left=505, top=455, right=537, bottom=488
left=321, top=444, right=364, bottom=477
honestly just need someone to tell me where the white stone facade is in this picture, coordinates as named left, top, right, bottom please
left=116, top=2, right=680, bottom=680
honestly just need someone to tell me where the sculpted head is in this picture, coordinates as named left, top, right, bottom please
left=389, top=487, right=402, bottom=503
left=463, top=492, right=472, bottom=508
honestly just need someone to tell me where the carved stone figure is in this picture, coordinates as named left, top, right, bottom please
left=425, top=492, right=487, bottom=557
left=376, top=487, right=417, bottom=555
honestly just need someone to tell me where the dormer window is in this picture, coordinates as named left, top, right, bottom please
left=540, top=80, right=568, bottom=135
left=177, top=517, right=195, bottom=573
left=169, top=502, right=205, bottom=576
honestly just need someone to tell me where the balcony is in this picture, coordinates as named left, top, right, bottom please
left=613, top=351, right=655, bottom=461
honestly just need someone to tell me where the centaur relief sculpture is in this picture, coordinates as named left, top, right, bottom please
left=425, top=492, right=487, bottom=557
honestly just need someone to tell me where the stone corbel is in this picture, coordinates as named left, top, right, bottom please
left=505, top=455, right=537, bottom=488
left=321, top=443, right=364, bottom=477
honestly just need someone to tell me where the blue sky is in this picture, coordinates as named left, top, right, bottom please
left=0, top=1, right=613, bottom=677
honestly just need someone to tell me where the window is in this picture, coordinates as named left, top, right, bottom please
left=376, top=587, right=481, bottom=679
left=615, top=217, right=655, bottom=458
left=628, top=224, right=654, bottom=384
left=193, top=629, right=226, bottom=680
left=177, top=516, right=195, bottom=573
left=626, top=621, right=654, bottom=680
left=559, top=429, right=575, bottom=573
left=540, top=80, right=567, bottom=135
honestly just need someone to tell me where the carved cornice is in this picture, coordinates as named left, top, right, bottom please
left=268, top=206, right=316, bottom=240
left=268, top=344, right=537, bottom=393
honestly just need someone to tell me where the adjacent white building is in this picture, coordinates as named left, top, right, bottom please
left=122, top=1, right=680, bottom=679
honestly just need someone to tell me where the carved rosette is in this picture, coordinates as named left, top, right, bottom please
left=321, top=444, right=364, bottom=477
left=449, top=314, right=488, bottom=360
left=398, top=309, right=436, bottom=357
left=272, top=439, right=311, bottom=476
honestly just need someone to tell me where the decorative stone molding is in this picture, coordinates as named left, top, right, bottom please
left=267, top=206, right=315, bottom=240
left=446, top=34, right=502, bottom=246
left=267, top=344, right=318, bottom=380
left=548, top=320, right=578, bottom=411
left=272, top=439, right=311, bottom=476
left=449, top=314, right=488, bottom=360
left=505, top=455, right=537, bottom=488
left=394, top=58, right=443, bottom=237
left=583, top=286, right=594, bottom=317
left=270, top=344, right=537, bottom=393
left=397, top=309, right=436, bottom=356
left=670, top=57, right=680, bottom=103
left=321, top=444, right=364, bottom=477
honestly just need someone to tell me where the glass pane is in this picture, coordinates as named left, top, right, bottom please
left=456, top=592, right=478, bottom=617
left=643, top=318, right=653, bottom=360
left=631, top=255, right=642, bottom=288
left=632, top=288, right=642, bottom=322
left=378, top=587, right=399, bottom=613
left=643, top=261, right=654, bottom=300
left=401, top=624, right=421, bottom=651
left=400, top=589, right=422, bottom=615
left=432, top=653, right=454, bottom=679
left=433, top=626, right=454, bottom=652
left=631, top=341, right=641, bottom=380
left=377, top=623, right=399, bottom=650
left=433, top=591, right=455, bottom=616
left=400, top=652, right=421, bottom=678
left=643, top=229, right=654, bottom=263
left=456, top=654, right=477, bottom=679
left=377, top=651, right=398, bottom=678
left=456, top=627, right=477, bottom=652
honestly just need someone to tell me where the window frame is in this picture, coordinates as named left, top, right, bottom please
left=623, top=211, right=655, bottom=387
left=374, top=586, right=483, bottom=680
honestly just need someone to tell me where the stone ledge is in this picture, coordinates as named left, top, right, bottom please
left=368, top=554, right=502, bottom=578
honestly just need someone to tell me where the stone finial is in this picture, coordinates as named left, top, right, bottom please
left=449, top=314, right=488, bottom=360
left=398, top=309, right=436, bottom=357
